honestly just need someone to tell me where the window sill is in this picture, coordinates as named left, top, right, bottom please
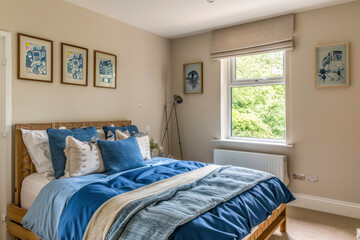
left=212, top=138, right=293, bottom=148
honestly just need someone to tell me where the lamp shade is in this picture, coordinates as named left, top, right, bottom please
left=173, top=94, right=183, bottom=104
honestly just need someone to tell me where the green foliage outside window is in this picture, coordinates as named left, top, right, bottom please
left=232, top=85, right=285, bottom=139
left=235, top=52, right=284, bottom=79
left=232, top=52, right=285, bottom=139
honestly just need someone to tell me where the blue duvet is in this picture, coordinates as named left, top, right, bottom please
left=22, top=158, right=294, bottom=240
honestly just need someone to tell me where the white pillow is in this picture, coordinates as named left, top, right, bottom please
left=21, top=129, right=54, bottom=176
left=63, top=136, right=105, bottom=178
left=115, top=130, right=151, bottom=160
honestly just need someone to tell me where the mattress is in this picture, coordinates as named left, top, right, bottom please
left=21, top=173, right=51, bottom=209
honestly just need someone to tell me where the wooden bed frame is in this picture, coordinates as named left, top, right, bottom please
left=7, top=120, right=287, bottom=240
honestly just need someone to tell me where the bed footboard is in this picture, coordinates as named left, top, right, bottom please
left=7, top=204, right=40, bottom=240
left=7, top=203, right=286, bottom=240
left=244, top=203, right=286, bottom=240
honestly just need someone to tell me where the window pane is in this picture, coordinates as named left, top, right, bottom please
left=235, top=52, right=284, bottom=80
left=231, top=84, right=285, bottom=139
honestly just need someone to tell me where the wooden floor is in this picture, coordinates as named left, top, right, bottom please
left=269, top=206, right=360, bottom=240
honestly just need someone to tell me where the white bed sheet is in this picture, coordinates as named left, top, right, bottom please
left=21, top=173, right=51, bottom=210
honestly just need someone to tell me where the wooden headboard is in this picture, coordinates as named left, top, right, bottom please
left=14, top=120, right=131, bottom=206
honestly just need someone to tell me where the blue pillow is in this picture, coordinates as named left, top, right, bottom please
left=103, top=125, right=139, bottom=139
left=97, top=137, right=145, bottom=174
left=47, top=127, right=98, bottom=179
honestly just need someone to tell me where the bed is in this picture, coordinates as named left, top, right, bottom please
left=7, top=121, right=293, bottom=240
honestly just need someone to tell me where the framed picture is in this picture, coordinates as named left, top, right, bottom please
left=315, top=42, right=349, bottom=88
left=61, top=43, right=88, bottom=86
left=94, top=50, right=117, bottom=89
left=184, top=62, right=203, bottom=94
left=18, top=33, right=53, bottom=82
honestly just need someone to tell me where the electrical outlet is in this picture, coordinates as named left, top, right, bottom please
left=307, top=175, right=318, bottom=183
left=145, top=125, right=151, bottom=133
left=293, top=173, right=305, bottom=181
left=1, top=214, right=6, bottom=222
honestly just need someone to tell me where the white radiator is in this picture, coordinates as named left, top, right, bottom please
left=214, top=149, right=289, bottom=185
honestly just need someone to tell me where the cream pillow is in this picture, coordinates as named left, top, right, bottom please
left=135, top=134, right=151, bottom=160
left=115, top=130, right=151, bottom=160
left=106, top=130, right=116, bottom=141
left=63, top=136, right=105, bottom=178
left=97, top=129, right=106, bottom=140
left=117, top=130, right=131, bottom=140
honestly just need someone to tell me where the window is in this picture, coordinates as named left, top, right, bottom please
left=229, top=51, right=286, bottom=141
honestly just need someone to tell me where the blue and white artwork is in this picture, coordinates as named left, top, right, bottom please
left=316, top=43, right=349, bottom=88
left=184, top=62, right=203, bottom=94
left=94, top=51, right=116, bottom=89
left=62, top=44, right=87, bottom=86
left=25, top=43, right=47, bottom=75
left=19, top=34, right=52, bottom=82
left=99, top=59, right=113, bottom=83
left=66, top=52, right=83, bottom=80
left=186, top=70, right=200, bottom=88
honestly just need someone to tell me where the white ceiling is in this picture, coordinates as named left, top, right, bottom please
left=66, top=0, right=354, bottom=39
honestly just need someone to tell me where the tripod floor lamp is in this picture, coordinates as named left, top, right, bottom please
left=161, top=94, right=183, bottom=159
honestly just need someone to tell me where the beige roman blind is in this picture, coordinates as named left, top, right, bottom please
left=210, top=14, right=294, bottom=59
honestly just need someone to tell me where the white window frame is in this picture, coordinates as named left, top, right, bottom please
left=228, top=51, right=287, bottom=143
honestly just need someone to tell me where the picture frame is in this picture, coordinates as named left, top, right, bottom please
left=61, top=43, right=88, bottom=86
left=183, top=62, right=203, bottom=94
left=315, top=42, right=349, bottom=88
left=18, top=33, right=53, bottom=82
left=94, top=50, right=117, bottom=89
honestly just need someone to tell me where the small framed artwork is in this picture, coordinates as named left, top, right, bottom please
left=94, top=50, right=117, bottom=89
left=315, top=42, right=349, bottom=88
left=184, top=62, right=203, bottom=94
left=61, top=43, right=88, bottom=86
left=18, top=33, right=53, bottom=82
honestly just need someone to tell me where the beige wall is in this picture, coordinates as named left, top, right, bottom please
left=170, top=33, right=221, bottom=162
left=0, top=0, right=171, bottom=238
left=0, top=0, right=171, bottom=133
left=171, top=1, right=360, bottom=204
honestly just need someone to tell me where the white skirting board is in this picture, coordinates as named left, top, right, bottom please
left=289, top=193, right=360, bottom=219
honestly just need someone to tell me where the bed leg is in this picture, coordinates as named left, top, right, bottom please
left=280, top=207, right=287, bottom=232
